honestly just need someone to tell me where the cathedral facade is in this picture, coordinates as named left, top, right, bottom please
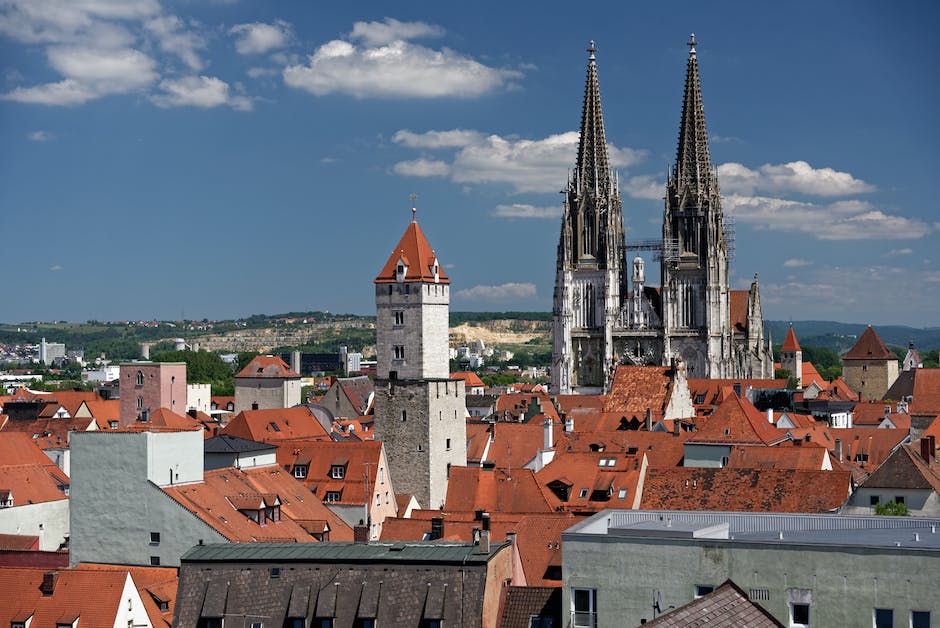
left=552, top=37, right=774, bottom=395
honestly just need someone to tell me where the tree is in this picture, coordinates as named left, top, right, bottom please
left=875, top=501, right=910, bottom=516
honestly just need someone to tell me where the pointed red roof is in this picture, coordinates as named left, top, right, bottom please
left=781, top=326, right=801, bottom=352
left=375, top=219, right=449, bottom=284
left=235, top=355, right=299, bottom=378
left=844, top=326, right=894, bottom=360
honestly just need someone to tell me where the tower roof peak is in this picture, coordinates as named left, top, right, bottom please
left=673, top=34, right=712, bottom=193
left=376, top=217, right=449, bottom=285
left=573, top=40, right=612, bottom=197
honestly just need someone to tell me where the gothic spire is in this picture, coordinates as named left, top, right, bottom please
left=574, top=41, right=611, bottom=196
left=674, top=33, right=713, bottom=193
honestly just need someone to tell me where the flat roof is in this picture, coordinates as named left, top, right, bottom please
left=181, top=540, right=508, bottom=565
left=564, top=509, right=940, bottom=551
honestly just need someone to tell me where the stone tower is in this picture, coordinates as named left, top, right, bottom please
left=372, top=209, right=467, bottom=509
left=779, top=325, right=803, bottom=389
left=842, top=325, right=899, bottom=401
left=661, top=34, right=733, bottom=379
left=551, top=42, right=627, bottom=394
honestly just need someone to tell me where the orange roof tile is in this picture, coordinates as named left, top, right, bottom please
left=560, top=429, right=689, bottom=467
left=235, top=355, right=300, bottom=378
left=162, top=465, right=352, bottom=542
left=911, top=369, right=940, bottom=416
left=726, top=444, right=830, bottom=470
left=76, top=564, right=178, bottom=628
left=452, top=371, right=487, bottom=389
left=640, top=467, right=851, bottom=512
left=688, top=394, right=783, bottom=446
left=511, top=514, right=584, bottom=587
left=535, top=451, right=643, bottom=513
left=729, top=290, right=749, bottom=333
left=444, top=466, right=554, bottom=514
left=781, top=326, right=801, bottom=352
left=0, top=567, right=134, bottom=627
left=221, top=406, right=331, bottom=443
left=375, top=219, right=449, bottom=284
left=274, top=440, right=384, bottom=506
left=843, top=325, right=895, bottom=360
left=603, top=365, right=679, bottom=420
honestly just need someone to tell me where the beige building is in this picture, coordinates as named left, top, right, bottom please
left=842, top=326, right=899, bottom=402
left=233, top=355, right=301, bottom=413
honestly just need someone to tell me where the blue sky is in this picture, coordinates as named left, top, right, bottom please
left=2, top=1, right=937, bottom=327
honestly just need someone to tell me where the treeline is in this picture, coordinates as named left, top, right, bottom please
left=450, top=311, right=552, bottom=324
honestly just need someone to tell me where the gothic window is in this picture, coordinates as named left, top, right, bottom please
left=394, top=311, right=404, bottom=325
left=136, top=370, right=144, bottom=386
left=393, top=345, right=405, bottom=360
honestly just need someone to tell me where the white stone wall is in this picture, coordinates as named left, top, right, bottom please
left=375, top=282, right=449, bottom=380
left=0, top=499, right=69, bottom=551
left=186, top=383, right=211, bottom=413
left=234, top=377, right=301, bottom=412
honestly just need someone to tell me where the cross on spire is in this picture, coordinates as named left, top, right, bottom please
left=587, top=40, right=596, bottom=62
left=688, top=33, right=697, bottom=56
left=410, top=193, right=417, bottom=221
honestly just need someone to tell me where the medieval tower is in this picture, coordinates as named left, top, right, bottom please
left=372, top=208, right=467, bottom=509
left=552, top=37, right=773, bottom=394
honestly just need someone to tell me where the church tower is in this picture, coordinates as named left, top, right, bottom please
left=552, top=42, right=627, bottom=394
left=779, top=325, right=803, bottom=389
left=373, top=207, right=467, bottom=509
left=661, top=34, right=733, bottom=378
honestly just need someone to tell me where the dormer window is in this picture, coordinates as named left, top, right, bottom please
left=293, top=464, right=308, bottom=479
left=395, top=258, right=408, bottom=282
left=325, top=491, right=341, bottom=502
left=331, top=465, right=346, bottom=479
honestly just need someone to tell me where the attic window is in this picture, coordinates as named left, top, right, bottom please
left=331, top=465, right=346, bottom=479
left=695, top=394, right=705, bottom=404
left=325, top=491, right=341, bottom=502
left=617, top=488, right=627, bottom=499
left=855, top=453, right=869, bottom=463
left=293, top=465, right=308, bottom=479
left=269, top=422, right=281, bottom=432
left=578, top=488, right=589, bottom=499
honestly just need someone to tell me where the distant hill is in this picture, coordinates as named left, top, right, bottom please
left=765, top=320, right=940, bottom=354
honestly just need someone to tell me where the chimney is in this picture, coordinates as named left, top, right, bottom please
left=884, top=405, right=891, bottom=419
left=430, top=517, right=444, bottom=541
left=252, top=402, right=259, bottom=410
left=40, top=571, right=58, bottom=595
left=921, top=438, right=933, bottom=464
left=673, top=420, right=680, bottom=436
left=505, top=531, right=517, bottom=546
left=644, top=408, right=652, bottom=431
left=353, top=523, right=369, bottom=543
left=188, top=409, right=198, bottom=419
left=478, top=529, right=491, bottom=554
left=835, top=438, right=843, bottom=461
left=767, top=408, right=774, bottom=424
left=543, top=417, right=553, bottom=450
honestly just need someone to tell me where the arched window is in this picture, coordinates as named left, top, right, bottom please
left=136, top=370, right=144, bottom=386
left=136, top=396, right=143, bottom=409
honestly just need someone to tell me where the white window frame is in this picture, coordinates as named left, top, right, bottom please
left=571, top=587, right=597, bottom=628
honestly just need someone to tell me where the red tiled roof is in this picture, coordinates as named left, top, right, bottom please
left=452, top=371, right=487, bottom=389
left=0, top=534, right=39, bottom=550
left=375, top=219, right=449, bottom=284
left=784, top=425, right=908, bottom=481
left=640, top=467, right=851, bottom=512
left=221, top=406, right=331, bottom=443
left=162, top=465, right=352, bottom=542
left=0, top=567, right=135, bottom=626
left=336, top=376, right=374, bottom=416
left=235, top=355, right=300, bottom=378
left=512, top=514, right=584, bottom=587
left=781, top=327, right=801, bottom=352
left=76, top=564, right=178, bottom=628
left=603, top=365, right=677, bottom=419
left=494, top=393, right=561, bottom=424
left=275, top=440, right=384, bottom=506
left=911, top=369, right=940, bottom=416
left=535, top=451, right=643, bottom=513
left=843, top=326, right=894, bottom=360
left=444, top=466, right=554, bottom=514
left=688, top=394, right=783, bottom=446
left=688, top=378, right=786, bottom=416
left=729, top=290, right=749, bottom=333
left=726, top=443, right=830, bottom=470
left=560, top=429, right=689, bottom=467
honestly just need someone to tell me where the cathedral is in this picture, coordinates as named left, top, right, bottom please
left=552, top=37, right=774, bottom=394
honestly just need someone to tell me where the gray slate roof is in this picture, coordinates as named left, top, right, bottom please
left=203, top=434, right=276, bottom=453
left=641, top=580, right=783, bottom=627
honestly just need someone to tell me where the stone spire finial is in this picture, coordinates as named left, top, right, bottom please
left=588, top=40, right=596, bottom=62
left=688, top=33, right=697, bottom=56
left=673, top=34, right=712, bottom=193
left=410, top=193, right=417, bottom=222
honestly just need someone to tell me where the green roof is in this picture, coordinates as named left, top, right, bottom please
left=181, top=541, right=508, bottom=565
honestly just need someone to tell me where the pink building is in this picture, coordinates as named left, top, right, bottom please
left=118, top=362, right=187, bottom=425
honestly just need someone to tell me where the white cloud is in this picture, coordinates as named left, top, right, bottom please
left=723, top=194, right=931, bottom=240
left=392, top=128, right=644, bottom=193
left=718, top=160, right=875, bottom=197
left=0, top=0, right=159, bottom=45
left=883, top=248, right=913, bottom=257
left=28, top=130, right=54, bottom=141
left=392, top=158, right=450, bottom=177
left=349, top=17, right=443, bottom=46
left=144, top=14, right=205, bottom=70
left=230, top=20, right=291, bottom=55
left=783, top=258, right=812, bottom=268
left=49, top=264, right=63, bottom=271
left=492, top=203, right=561, bottom=219
left=622, top=174, right=663, bottom=200
left=284, top=21, right=520, bottom=99
left=392, top=129, right=482, bottom=149
left=454, top=282, right=537, bottom=302
left=151, top=75, right=252, bottom=110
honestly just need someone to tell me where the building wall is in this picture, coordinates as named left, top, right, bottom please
left=114, top=574, right=154, bottom=628
left=845, top=488, right=940, bottom=517
left=70, top=430, right=224, bottom=567
left=843, top=359, right=899, bottom=402
left=234, top=376, right=301, bottom=413
left=0, top=499, right=69, bottom=551
left=375, top=281, right=450, bottom=380
left=119, top=362, right=187, bottom=425
left=187, top=383, right=211, bottom=413
left=562, top=531, right=940, bottom=627
left=374, top=378, right=466, bottom=509
left=682, top=443, right=731, bottom=468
